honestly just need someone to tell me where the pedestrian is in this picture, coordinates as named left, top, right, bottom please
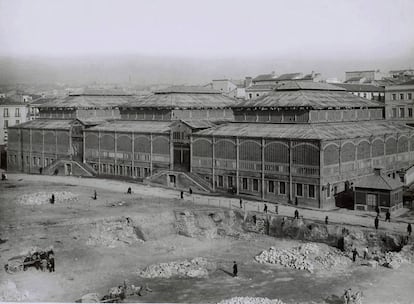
left=352, top=248, right=359, bottom=262
left=127, top=187, right=132, bottom=194
left=375, top=206, right=380, bottom=217
left=408, top=223, right=412, bottom=236
left=252, top=215, right=257, bottom=224
left=281, top=217, right=285, bottom=228
left=41, top=258, right=48, bottom=271
left=363, top=247, right=369, bottom=260
left=325, top=216, right=328, bottom=225
left=48, top=251, right=55, bottom=272
left=275, top=204, right=278, bottom=214
left=1, top=173, right=7, bottom=180
left=344, top=288, right=352, bottom=304
left=240, top=199, right=243, bottom=209
left=232, top=261, right=238, bottom=277
left=385, top=210, right=391, bottom=222
left=180, top=191, right=184, bottom=199
left=374, top=216, right=379, bottom=230
left=294, top=209, right=299, bottom=219
left=39, top=167, right=43, bottom=174
left=263, top=203, right=268, bottom=213
left=93, top=190, right=97, bottom=200
left=50, top=194, right=55, bottom=205
left=189, top=188, right=193, bottom=195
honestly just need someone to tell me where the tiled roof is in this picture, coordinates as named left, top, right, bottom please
left=9, top=119, right=73, bottom=130
left=123, top=92, right=237, bottom=109
left=245, top=84, right=279, bottom=92
left=86, top=120, right=171, bottom=134
left=332, top=83, right=385, bottom=92
left=274, top=73, right=302, bottom=81
left=154, top=86, right=221, bottom=94
left=194, top=121, right=414, bottom=141
left=354, top=174, right=403, bottom=190
left=252, top=73, right=278, bottom=82
left=0, top=98, right=27, bottom=106
left=235, top=83, right=381, bottom=109
left=275, top=81, right=345, bottom=91
left=400, top=79, right=414, bottom=86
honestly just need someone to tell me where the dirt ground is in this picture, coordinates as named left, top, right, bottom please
left=1, top=176, right=414, bottom=303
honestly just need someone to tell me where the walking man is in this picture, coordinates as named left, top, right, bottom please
left=374, top=216, right=379, bottom=230
left=233, top=261, right=238, bottom=277
left=385, top=210, right=391, bottom=222
left=375, top=206, right=380, bottom=217
left=275, top=204, right=278, bottom=214
left=93, top=190, right=97, bottom=200
left=240, top=199, right=243, bottom=209
left=363, top=247, right=369, bottom=260
left=263, top=203, right=268, bottom=214
left=352, top=248, right=359, bottom=262
left=408, top=223, right=412, bottom=236
left=50, top=194, right=55, bottom=205
left=127, top=187, right=132, bottom=194
left=325, top=216, right=328, bottom=225
left=294, top=209, right=299, bottom=219
left=189, top=187, right=193, bottom=195
left=180, top=191, right=184, bottom=199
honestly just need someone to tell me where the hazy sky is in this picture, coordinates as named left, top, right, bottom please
left=1, top=0, right=414, bottom=59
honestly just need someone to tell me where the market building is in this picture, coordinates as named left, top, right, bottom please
left=7, top=83, right=414, bottom=211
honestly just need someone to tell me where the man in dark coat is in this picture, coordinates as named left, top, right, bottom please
left=408, top=223, right=412, bottom=236
left=263, top=204, right=268, bottom=213
left=232, top=261, right=238, bottom=277
left=385, top=210, right=391, bottom=222
left=352, top=248, right=359, bottom=262
left=374, top=216, right=379, bottom=230
left=294, top=209, right=299, bottom=219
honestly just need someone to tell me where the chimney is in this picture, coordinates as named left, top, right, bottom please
left=245, top=77, right=252, bottom=88
left=373, top=168, right=382, bottom=176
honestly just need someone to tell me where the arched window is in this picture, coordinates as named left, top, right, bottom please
left=264, top=142, right=288, bottom=163
left=324, top=144, right=339, bottom=166
left=240, top=141, right=261, bottom=161
left=193, top=138, right=212, bottom=157
left=386, top=138, right=397, bottom=155
left=372, top=139, right=384, bottom=157
left=357, top=141, right=370, bottom=160
left=341, top=142, right=355, bottom=162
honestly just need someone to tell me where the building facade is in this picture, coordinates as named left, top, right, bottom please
left=7, top=83, right=414, bottom=211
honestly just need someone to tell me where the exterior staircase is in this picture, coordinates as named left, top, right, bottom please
left=43, top=160, right=97, bottom=177
left=146, top=170, right=212, bottom=193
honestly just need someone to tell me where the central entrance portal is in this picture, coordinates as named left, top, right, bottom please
left=173, top=145, right=190, bottom=171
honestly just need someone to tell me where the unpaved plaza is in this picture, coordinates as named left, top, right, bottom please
left=1, top=175, right=414, bottom=303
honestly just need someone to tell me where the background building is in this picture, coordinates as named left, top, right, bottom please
left=384, top=80, right=414, bottom=125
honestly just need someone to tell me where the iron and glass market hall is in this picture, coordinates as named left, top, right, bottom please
left=7, top=83, right=414, bottom=210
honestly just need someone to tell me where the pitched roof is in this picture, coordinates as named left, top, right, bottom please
left=123, top=92, right=237, bottom=109
left=86, top=120, right=171, bottom=134
left=245, top=84, right=279, bottom=92
left=274, top=73, right=303, bottom=81
left=235, top=82, right=381, bottom=109
left=275, top=81, right=345, bottom=91
left=332, top=83, right=385, bottom=92
left=154, top=86, right=221, bottom=94
left=194, top=121, right=414, bottom=141
left=354, top=174, right=403, bottom=190
left=70, top=88, right=132, bottom=96
left=400, top=79, right=414, bottom=86
left=0, top=98, right=27, bottom=106
left=9, top=119, right=73, bottom=130
left=252, top=73, right=278, bottom=82
left=38, top=95, right=133, bottom=109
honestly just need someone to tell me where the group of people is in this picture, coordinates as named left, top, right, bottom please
left=374, top=207, right=412, bottom=237
left=24, top=248, right=55, bottom=272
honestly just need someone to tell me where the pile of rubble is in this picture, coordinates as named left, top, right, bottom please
left=0, top=281, right=29, bottom=302
left=255, top=243, right=349, bottom=272
left=86, top=217, right=144, bottom=247
left=139, top=257, right=214, bottom=278
left=17, top=191, right=78, bottom=205
left=217, top=297, right=286, bottom=304
left=379, top=251, right=408, bottom=269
